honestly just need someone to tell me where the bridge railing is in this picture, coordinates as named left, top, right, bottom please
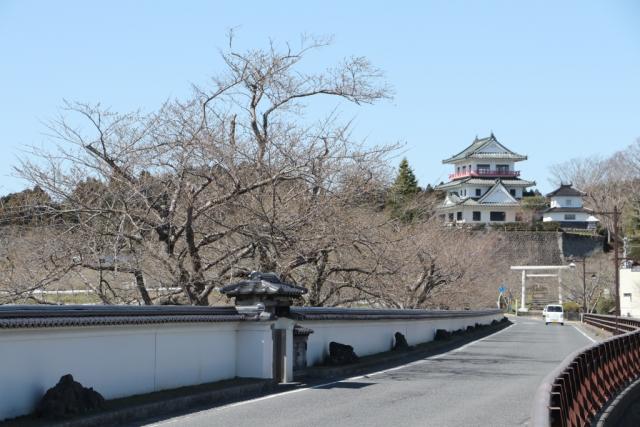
left=531, top=314, right=640, bottom=427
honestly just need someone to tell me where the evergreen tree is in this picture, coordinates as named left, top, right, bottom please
left=388, top=158, right=420, bottom=221
left=392, top=158, right=419, bottom=196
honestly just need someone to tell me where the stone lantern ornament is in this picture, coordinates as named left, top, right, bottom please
left=220, top=272, right=308, bottom=317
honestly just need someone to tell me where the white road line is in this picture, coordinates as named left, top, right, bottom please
left=145, top=323, right=515, bottom=426
left=572, top=324, right=597, bottom=343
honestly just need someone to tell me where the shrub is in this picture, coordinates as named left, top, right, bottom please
left=563, top=301, right=581, bottom=313
left=596, top=297, right=616, bottom=314
left=540, top=221, right=561, bottom=231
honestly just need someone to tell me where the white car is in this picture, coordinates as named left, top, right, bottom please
left=543, top=304, right=564, bottom=325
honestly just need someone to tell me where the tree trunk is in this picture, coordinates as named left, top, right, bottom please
left=133, top=270, right=153, bottom=305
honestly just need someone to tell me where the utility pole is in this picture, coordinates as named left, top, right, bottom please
left=593, top=206, right=622, bottom=317
left=582, top=256, right=587, bottom=313
left=613, top=205, right=620, bottom=317
left=570, top=256, right=595, bottom=314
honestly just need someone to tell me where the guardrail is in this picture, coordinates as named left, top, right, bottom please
left=531, top=314, right=640, bottom=427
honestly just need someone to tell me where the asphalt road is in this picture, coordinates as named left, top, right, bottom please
left=144, top=318, right=594, bottom=427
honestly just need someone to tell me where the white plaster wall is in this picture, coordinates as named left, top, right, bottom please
left=0, top=311, right=502, bottom=421
left=504, top=209, right=518, bottom=222
left=235, top=323, right=273, bottom=379
left=155, top=324, right=238, bottom=391
left=453, top=185, right=523, bottom=203
left=550, top=196, right=583, bottom=209
left=461, top=209, right=477, bottom=223
left=620, top=269, right=640, bottom=318
left=542, top=212, right=591, bottom=222
left=454, top=207, right=520, bottom=224
left=462, top=183, right=491, bottom=198
left=0, top=322, right=247, bottom=421
left=301, top=313, right=501, bottom=367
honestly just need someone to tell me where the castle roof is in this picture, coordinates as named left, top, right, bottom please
left=442, top=133, right=527, bottom=164
left=545, top=184, right=586, bottom=198
left=434, top=177, right=535, bottom=191
left=477, top=179, right=519, bottom=205
left=440, top=179, right=520, bottom=209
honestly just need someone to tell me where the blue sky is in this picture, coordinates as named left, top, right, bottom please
left=1, top=0, right=639, bottom=194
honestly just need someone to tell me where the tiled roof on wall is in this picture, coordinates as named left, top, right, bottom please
left=289, top=307, right=501, bottom=321
left=0, top=305, right=245, bottom=329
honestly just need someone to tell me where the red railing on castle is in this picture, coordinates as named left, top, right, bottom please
left=531, top=314, right=640, bottom=427
left=448, top=170, right=521, bottom=180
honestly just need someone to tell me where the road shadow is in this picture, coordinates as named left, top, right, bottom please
left=314, top=381, right=374, bottom=390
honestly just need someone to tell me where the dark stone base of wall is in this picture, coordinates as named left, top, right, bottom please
left=3, top=379, right=276, bottom=427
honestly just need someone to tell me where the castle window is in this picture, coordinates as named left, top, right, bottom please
left=490, top=211, right=506, bottom=221
left=448, top=213, right=454, bottom=222
left=564, top=214, right=576, bottom=220
left=456, top=212, right=463, bottom=221
left=565, top=199, right=573, bottom=206
left=510, top=189, right=516, bottom=197
left=472, top=211, right=481, bottom=221
left=475, top=189, right=481, bottom=197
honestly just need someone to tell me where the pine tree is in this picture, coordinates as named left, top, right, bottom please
left=388, top=158, right=420, bottom=221
left=392, top=158, right=419, bottom=196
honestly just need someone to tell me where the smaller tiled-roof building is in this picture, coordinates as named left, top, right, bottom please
left=543, top=184, right=599, bottom=229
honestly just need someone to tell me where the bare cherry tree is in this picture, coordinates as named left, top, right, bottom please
left=549, top=138, right=640, bottom=232
left=560, top=253, right=615, bottom=312
left=13, top=36, right=396, bottom=305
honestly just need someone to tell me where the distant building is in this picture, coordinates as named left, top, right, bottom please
left=543, top=184, right=599, bottom=229
left=435, top=133, right=535, bottom=224
left=621, top=267, right=640, bottom=318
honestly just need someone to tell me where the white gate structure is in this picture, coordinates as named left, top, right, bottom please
left=510, top=265, right=571, bottom=311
